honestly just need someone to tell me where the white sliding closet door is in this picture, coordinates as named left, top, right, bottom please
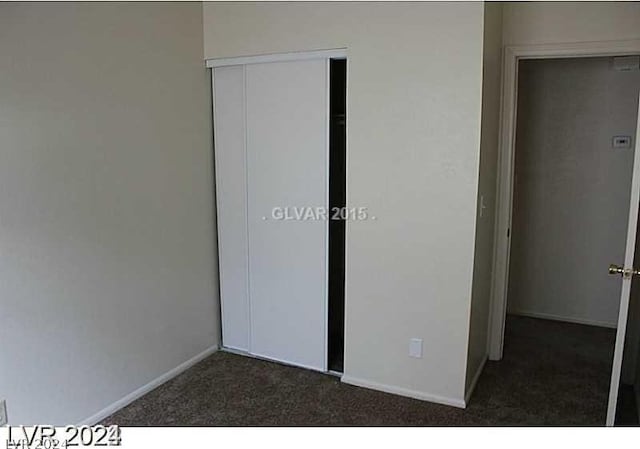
left=213, top=58, right=329, bottom=371
left=246, top=60, right=328, bottom=371
left=213, top=65, right=250, bottom=351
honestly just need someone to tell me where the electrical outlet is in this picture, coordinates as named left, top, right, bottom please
left=0, top=400, right=7, bottom=426
left=409, top=338, right=423, bottom=358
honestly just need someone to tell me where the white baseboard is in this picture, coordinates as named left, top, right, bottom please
left=509, top=310, right=617, bottom=329
left=464, top=355, right=487, bottom=405
left=79, top=345, right=219, bottom=425
left=340, top=375, right=466, bottom=409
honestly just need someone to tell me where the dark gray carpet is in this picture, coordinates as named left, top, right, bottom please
left=101, top=316, right=615, bottom=426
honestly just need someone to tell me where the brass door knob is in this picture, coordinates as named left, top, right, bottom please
left=608, top=264, right=640, bottom=277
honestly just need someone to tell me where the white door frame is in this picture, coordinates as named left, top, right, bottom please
left=488, top=39, right=640, bottom=362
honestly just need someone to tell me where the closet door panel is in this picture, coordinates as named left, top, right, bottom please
left=213, top=65, right=250, bottom=351
left=246, top=60, right=328, bottom=371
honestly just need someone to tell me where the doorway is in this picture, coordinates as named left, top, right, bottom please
left=489, top=46, right=640, bottom=426
left=509, top=57, right=636, bottom=329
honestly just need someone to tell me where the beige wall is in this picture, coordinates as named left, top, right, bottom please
left=0, top=2, right=218, bottom=424
left=204, top=1, right=485, bottom=405
left=503, top=1, right=640, bottom=46
left=465, top=2, right=503, bottom=395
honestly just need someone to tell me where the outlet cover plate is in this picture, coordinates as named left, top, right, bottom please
left=409, top=338, right=423, bottom=358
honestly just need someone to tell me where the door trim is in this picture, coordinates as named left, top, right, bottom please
left=206, top=48, right=347, bottom=68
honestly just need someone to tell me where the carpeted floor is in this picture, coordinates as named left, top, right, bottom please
left=101, top=315, right=616, bottom=426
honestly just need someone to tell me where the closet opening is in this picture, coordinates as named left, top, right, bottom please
left=213, top=50, right=348, bottom=373
left=328, top=58, right=347, bottom=373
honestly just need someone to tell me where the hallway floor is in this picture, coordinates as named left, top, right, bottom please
left=102, top=316, right=616, bottom=425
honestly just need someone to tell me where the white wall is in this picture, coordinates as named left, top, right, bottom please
left=503, top=1, right=640, bottom=46
left=204, top=1, right=485, bottom=405
left=0, top=3, right=218, bottom=425
left=465, top=2, right=502, bottom=395
left=508, top=57, right=640, bottom=327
